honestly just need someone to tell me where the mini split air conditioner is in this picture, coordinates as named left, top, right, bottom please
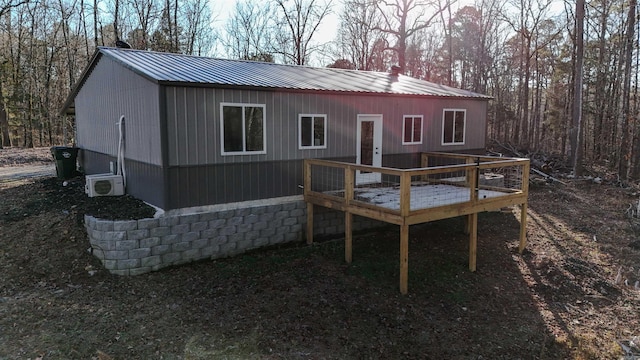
left=85, top=173, right=124, bottom=197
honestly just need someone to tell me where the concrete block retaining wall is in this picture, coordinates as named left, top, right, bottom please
left=85, top=198, right=386, bottom=275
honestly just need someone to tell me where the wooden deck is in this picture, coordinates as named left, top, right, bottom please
left=304, top=152, right=530, bottom=294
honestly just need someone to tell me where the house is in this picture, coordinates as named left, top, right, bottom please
left=61, top=47, right=491, bottom=211
left=62, top=47, right=498, bottom=277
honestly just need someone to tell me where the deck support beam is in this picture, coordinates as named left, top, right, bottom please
left=518, top=203, right=527, bottom=253
left=519, top=160, right=530, bottom=253
left=400, top=223, right=409, bottom=294
left=345, top=212, right=353, bottom=263
left=468, top=212, right=478, bottom=272
left=306, top=203, right=314, bottom=244
left=463, top=215, right=470, bottom=235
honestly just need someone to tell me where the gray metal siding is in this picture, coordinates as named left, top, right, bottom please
left=424, top=99, right=487, bottom=152
left=81, top=149, right=166, bottom=209
left=164, top=152, right=476, bottom=209
left=75, top=56, right=162, bottom=166
left=382, top=153, right=422, bottom=169
left=164, top=87, right=488, bottom=167
left=167, top=160, right=304, bottom=209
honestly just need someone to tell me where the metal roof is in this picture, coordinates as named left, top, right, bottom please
left=61, top=47, right=490, bottom=114
left=102, top=47, right=490, bottom=97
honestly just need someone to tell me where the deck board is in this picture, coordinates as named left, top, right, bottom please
left=341, top=184, right=508, bottom=211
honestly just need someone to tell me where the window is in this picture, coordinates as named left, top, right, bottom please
left=402, top=115, right=423, bottom=145
left=220, top=103, right=266, bottom=155
left=298, top=114, right=327, bottom=149
left=442, top=109, right=466, bottom=145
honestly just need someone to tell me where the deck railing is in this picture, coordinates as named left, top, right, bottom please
left=304, top=152, right=530, bottom=225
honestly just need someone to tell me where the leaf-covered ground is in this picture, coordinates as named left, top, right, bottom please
left=0, top=146, right=55, bottom=166
left=0, top=148, right=639, bottom=359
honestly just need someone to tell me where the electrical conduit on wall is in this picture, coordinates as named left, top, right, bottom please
left=117, top=115, right=126, bottom=189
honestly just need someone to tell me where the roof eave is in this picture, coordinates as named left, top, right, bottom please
left=155, top=80, right=493, bottom=100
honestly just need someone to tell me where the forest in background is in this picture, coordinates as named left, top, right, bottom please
left=0, top=0, right=639, bottom=180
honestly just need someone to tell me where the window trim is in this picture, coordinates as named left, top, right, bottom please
left=298, top=114, right=328, bottom=150
left=402, top=115, right=423, bottom=145
left=220, top=102, right=267, bottom=156
left=441, top=108, right=466, bottom=146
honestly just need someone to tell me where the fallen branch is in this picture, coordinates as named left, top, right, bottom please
left=624, top=198, right=640, bottom=218
left=531, top=168, right=568, bottom=185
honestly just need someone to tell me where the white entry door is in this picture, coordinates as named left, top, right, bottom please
left=356, top=114, right=383, bottom=184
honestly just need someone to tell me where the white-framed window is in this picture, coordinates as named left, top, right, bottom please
left=220, top=103, right=266, bottom=155
left=298, top=114, right=327, bottom=149
left=402, top=115, right=423, bottom=145
left=442, top=109, right=466, bottom=145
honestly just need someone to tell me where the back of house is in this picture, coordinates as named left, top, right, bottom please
left=62, top=47, right=491, bottom=211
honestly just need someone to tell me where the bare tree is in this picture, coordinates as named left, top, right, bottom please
left=502, top=0, right=558, bottom=148
left=127, top=0, right=157, bottom=49
left=148, top=0, right=178, bottom=52
left=373, top=0, right=451, bottom=72
left=183, top=0, right=215, bottom=55
left=223, top=0, right=274, bottom=60
left=272, top=0, right=332, bottom=65
left=335, top=0, right=381, bottom=70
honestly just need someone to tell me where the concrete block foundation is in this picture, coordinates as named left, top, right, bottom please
left=85, top=197, right=386, bottom=275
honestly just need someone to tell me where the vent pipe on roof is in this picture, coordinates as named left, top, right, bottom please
left=116, top=39, right=131, bottom=49
left=390, top=65, right=402, bottom=76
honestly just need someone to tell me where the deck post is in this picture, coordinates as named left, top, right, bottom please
left=463, top=216, right=470, bottom=235
left=304, top=160, right=313, bottom=244
left=345, top=212, right=353, bottom=263
left=345, top=166, right=355, bottom=263
left=465, top=157, right=475, bottom=187
left=519, top=160, right=530, bottom=253
left=399, top=172, right=411, bottom=294
left=400, top=223, right=409, bottom=294
left=518, top=203, right=527, bottom=253
left=469, top=212, right=478, bottom=272
left=345, top=166, right=354, bottom=203
left=466, top=160, right=478, bottom=238
left=306, top=202, right=314, bottom=244
left=420, top=153, right=429, bottom=168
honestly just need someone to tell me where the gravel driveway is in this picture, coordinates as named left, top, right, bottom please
left=0, top=164, right=55, bottom=181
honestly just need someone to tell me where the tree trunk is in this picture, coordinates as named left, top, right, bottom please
left=94, top=0, right=99, bottom=46
left=618, top=0, right=636, bottom=180
left=113, top=0, right=119, bottom=40
left=593, top=0, right=609, bottom=160
left=0, top=79, right=10, bottom=148
left=572, top=0, right=585, bottom=176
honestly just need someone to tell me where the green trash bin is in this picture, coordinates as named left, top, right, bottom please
left=50, top=146, right=78, bottom=179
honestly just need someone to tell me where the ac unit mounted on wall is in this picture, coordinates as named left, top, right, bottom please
left=85, top=174, right=124, bottom=197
